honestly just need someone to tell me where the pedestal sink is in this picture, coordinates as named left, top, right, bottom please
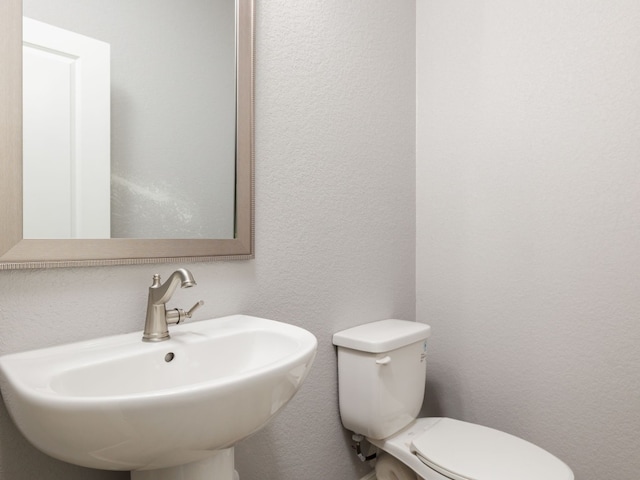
left=0, top=315, right=317, bottom=479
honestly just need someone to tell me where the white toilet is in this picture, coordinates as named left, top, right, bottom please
left=333, top=319, right=574, bottom=480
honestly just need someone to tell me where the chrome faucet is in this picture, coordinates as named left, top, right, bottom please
left=142, top=268, right=204, bottom=342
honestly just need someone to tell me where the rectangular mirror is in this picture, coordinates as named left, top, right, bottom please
left=0, top=0, right=254, bottom=269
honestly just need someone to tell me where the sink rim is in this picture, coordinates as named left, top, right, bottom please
left=48, top=328, right=304, bottom=399
left=0, top=314, right=317, bottom=403
left=0, top=314, right=318, bottom=471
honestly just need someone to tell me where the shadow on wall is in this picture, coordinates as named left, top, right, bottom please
left=0, top=400, right=128, bottom=479
left=420, top=377, right=464, bottom=419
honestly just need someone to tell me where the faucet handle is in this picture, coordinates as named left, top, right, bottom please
left=186, top=300, right=204, bottom=318
left=166, top=300, right=204, bottom=325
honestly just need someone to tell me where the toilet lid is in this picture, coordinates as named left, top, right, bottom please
left=410, top=418, right=573, bottom=480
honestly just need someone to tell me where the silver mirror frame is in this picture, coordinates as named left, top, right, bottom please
left=0, top=0, right=254, bottom=270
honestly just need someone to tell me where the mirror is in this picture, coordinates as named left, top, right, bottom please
left=0, top=0, right=254, bottom=269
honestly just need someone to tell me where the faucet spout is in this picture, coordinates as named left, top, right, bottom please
left=150, top=268, right=196, bottom=306
left=143, top=268, right=200, bottom=342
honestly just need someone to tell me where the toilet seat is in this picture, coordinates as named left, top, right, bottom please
left=410, top=418, right=573, bottom=480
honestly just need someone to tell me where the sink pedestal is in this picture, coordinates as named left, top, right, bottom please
left=131, top=448, right=237, bottom=480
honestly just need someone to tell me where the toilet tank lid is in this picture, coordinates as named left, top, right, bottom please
left=333, top=319, right=431, bottom=353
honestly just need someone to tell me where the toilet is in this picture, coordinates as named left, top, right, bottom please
left=333, top=319, right=574, bottom=480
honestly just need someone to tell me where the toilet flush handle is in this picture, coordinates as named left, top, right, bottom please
left=376, top=356, right=391, bottom=365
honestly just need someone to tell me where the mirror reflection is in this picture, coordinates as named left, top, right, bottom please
left=22, top=0, right=237, bottom=240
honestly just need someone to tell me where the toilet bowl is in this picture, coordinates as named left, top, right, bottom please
left=333, top=320, right=574, bottom=480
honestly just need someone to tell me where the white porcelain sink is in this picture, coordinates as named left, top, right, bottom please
left=0, top=315, right=317, bottom=474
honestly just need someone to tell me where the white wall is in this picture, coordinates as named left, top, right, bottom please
left=0, top=1, right=415, bottom=479
left=417, top=1, right=640, bottom=479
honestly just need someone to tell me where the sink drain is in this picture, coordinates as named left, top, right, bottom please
left=164, top=352, right=175, bottom=362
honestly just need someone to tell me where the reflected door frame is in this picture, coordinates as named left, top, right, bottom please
left=23, top=17, right=110, bottom=239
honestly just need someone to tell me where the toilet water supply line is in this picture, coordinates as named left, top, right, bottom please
left=352, top=434, right=377, bottom=462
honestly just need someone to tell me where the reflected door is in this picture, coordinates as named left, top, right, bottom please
left=23, top=17, right=110, bottom=239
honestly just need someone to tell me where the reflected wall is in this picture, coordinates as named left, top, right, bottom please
left=23, top=0, right=236, bottom=239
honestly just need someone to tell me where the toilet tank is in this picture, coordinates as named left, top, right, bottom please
left=333, top=319, right=431, bottom=440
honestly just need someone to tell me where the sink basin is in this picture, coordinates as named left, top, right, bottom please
left=0, top=315, right=317, bottom=472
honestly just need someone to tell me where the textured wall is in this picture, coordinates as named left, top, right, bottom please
left=416, top=1, right=640, bottom=479
left=0, top=1, right=416, bottom=479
